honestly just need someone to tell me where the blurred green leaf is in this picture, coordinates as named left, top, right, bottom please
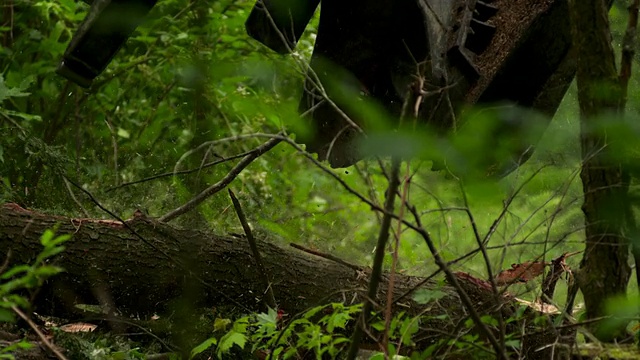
left=412, top=289, right=446, bottom=305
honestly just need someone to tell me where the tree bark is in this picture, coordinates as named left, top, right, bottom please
left=570, top=0, right=631, bottom=341
left=1, top=203, right=379, bottom=318
left=0, top=203, right=572, bottom=358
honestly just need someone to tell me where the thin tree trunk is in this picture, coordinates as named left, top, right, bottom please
left=570, top=0, right=631, bottom=341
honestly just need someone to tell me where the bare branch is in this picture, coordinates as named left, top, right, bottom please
left=159, top=136, right=281, bottom=222
left=408, top=205, right=508, bottom=360
left=345, top=156, right=401, bottom=360
left=106, top=148, right=258, bottom=192
left=229, top=189, right=277, bottom=310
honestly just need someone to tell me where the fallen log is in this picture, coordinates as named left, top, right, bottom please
left=2, top=203, right=409, bottom=317
left=0, top=203, right=573, bottom=358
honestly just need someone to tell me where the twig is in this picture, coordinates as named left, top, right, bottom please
left=456, top=178, right=505, bottom=351
left=172, top=133, right=274, bottom=174
left=62, top=176, right=90, bottom=218
left=228, top=189, right=277, bottom=310
left=383, top=168, right=410, bottom=355
left=197, top=133, right=429, bottom=235
left=162, top=132, right=422, bottom=233
left=135, top=80, right=177, bottom=140
left=353, top=163, right=383, bottom=225
left=145, top=353, right=176, bottom=360
left=10, top=305, right=68, bottom=360
left=103, top=115, right=119, bottom=187
left=159, top=136, right=282, bottom=222
left=383, top=71, right=424, bottom=355
left=483, top=165, right=550, bottom=246
left=537, top=167, right=580, bottom=292
left=289, top=243, right=362, bottom=271
left=272, top=206, right=345, bottom=223
left=407, top=205, right=509, bottom=360
left=86, top=57, right=151, bottom=91
left=393, top=202, right=584, bottom=307
left=392, top=268, right=440, bottom=306
left=499, top=166, right=579, bottom=272
left=541, top=252, right=581, bottom=304
left=346, top=156, right=401, bottom=360
left=106, top=149, right=257, bottom=192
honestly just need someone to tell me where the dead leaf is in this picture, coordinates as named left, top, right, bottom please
left=515, top=298, right=559, bottom=314
left=59, top=323, right=97, bottom=333
left=495, top=261, right=547, bottom=285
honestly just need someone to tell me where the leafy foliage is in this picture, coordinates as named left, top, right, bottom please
left=192, top=303, right=361, bottom=359
left=0, top=229, right=70, bottom=358
left=2, top=0, right=640, bottom=357
left=54, top=330, right=158, bottom=360
left=0, top=229, right=69, bottom=321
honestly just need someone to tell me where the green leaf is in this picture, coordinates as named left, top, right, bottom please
left=32, top=265, right=64, bottom=277
left=331, top=337, right=349, bottom=346
left=231, top=317, right=249, bottom=333
left=46, top=234, right=71, bottom=248
left=505, top=339, right=521, bottom=349
left=464, top=318, right=474, bottom=329
left=480, top=315, right=499, bottom=327
left=3, top=295, right=29, bottom=309
left=389, top=312, right=405, bottom=335
left=117, top=128, right=130, bottom=139
left=303, top=304, right=327, bottom=320
left=371, top=320, right=385, bottom=332
left=399, top=317, right=419, bottom=346
left=0, top=308, right=16, bottom=323
left=283, top=346, right=298, bottom=359
left=0, top=75, right=31, bottom=103
left=213, top=318, right=231, bottom=332
left=412, top=289, right=446, bottom=305
left=257, top=307, right=278, bottom=326
left=269, top=347, right=283, bottom=359
left=0, top=109, right=42, bottom=122
left=326, top=311, right=351, bottom=332
left=0, top=265, right=30, bottom=280
left=216, top=331, right=246, bottom=358
left=74, top=304, right=106, bottom=314
left=601, top=294, right=640, bottom=338
left=35, top=247, right=65, bottom=265
left=190, top=337, right=217, bottom=359
left=0, top=338, right=32, bottom=359
left=39, top=229, right=55, bottom=247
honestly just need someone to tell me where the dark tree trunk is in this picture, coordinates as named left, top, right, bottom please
left=570, top=0, right=631, bottom=341
left=0, top=203, right=571, bottom=358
